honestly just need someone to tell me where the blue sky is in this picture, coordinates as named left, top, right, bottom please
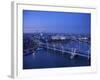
left=23, top=10, right=91, bottom=34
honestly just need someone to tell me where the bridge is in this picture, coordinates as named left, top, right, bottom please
left=23, top=33, right=90, bottom=59
left=38, top=41, right=90, bottom=59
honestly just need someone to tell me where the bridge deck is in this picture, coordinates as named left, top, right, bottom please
left=40, top=42, right=90, bottom=59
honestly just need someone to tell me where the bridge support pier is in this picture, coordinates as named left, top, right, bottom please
left=70, top=48, right=77, bottom=59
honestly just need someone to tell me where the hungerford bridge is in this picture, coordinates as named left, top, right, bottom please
left=23, top=32, right=90, bottom=59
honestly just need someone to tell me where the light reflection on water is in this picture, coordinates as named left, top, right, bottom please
left=23, top=33, right=90, bottom=69
left=23, top=47, right=90, bottom=69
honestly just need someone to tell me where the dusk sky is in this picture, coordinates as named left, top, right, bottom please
left=23, top=10, right=91, bottom=34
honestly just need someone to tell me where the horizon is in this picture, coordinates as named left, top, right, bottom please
left=23, top=10, right=91, bottom=34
